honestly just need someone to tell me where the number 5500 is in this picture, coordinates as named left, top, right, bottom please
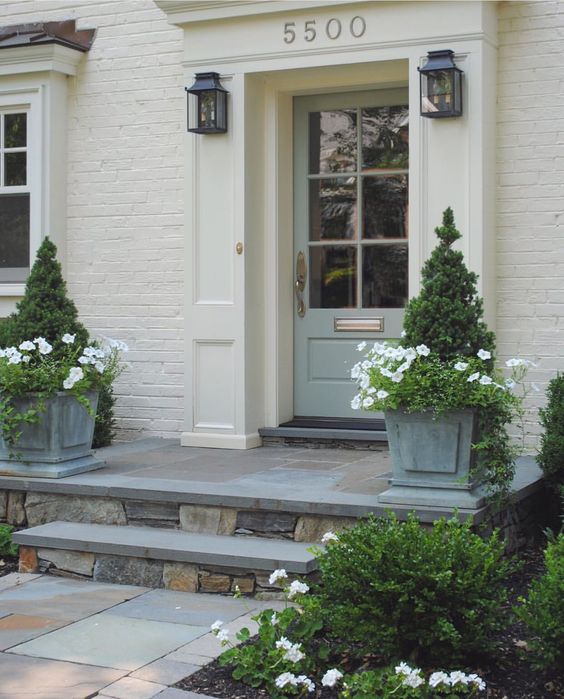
left=283, top=16, right=366, bottom=44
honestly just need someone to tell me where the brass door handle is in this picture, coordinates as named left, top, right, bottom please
left=295, top=251, right=307, bottom=318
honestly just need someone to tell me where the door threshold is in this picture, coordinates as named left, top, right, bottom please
left=280, top=416, right=386, bottom=431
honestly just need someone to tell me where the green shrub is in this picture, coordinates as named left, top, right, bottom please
left=0, top=524, right=18, bottom=557
left=516, top=533, right=564, bottom=670
left=0, top=238, right=116, bottom=447
left=538, top=373, right=564, bottom=503
left=315, top=513, right=510, bottom=664
left=403, top=207, right=495, bottom=363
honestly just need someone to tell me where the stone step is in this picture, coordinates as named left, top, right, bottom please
left=14, top=521, right=319, bottom=594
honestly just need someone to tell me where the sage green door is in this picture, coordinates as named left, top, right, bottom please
left=293, top=89, right=409, bottom=418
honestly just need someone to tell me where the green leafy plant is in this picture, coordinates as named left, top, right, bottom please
left=538, top=373, right=564, bottom=505
left=516, top=533, right=564, bottom=670
left=402, top=207, right=495, bottom=362
left=341, top=664, right=486, bottom=698
left=0, top=524, right=18, bottom=558
left=314, top=513, right=511, bottom=665
left=0, top=238, right=118, bottom=447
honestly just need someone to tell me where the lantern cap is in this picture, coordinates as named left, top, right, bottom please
left=418, top=49, right=462, bottom=74
left=185, top=71, right=228, bottom=95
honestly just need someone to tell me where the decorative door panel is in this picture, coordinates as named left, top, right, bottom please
left=293, top=89, right=409, bottom=418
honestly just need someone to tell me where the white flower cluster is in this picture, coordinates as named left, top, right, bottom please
left=321, top=531, right=339, bottom=544
left=276, top=636, right=305, bottom=663
left=63, top=367, right=84, bottom=390
left=395, top=663, right=486, bottom=692
left=275, top=672, right=314, bottom=692
left=0, top=337, right=54, bottom=365
left=321, top=668, right=343, bottom=687
left=78, top=346, right=107, bottom=374
left=210, top=620, right=230, bottom=644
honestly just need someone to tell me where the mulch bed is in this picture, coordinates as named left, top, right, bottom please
left=176, top=543, right=564, bottom=699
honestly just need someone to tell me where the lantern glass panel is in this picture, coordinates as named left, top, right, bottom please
left=199, top=91, right=217, bottom=130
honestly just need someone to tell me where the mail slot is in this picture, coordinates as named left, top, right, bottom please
left=334, top=317, right=384, bottom=332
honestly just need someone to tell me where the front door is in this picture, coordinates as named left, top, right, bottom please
left=293, top=89, right=409, bottom=419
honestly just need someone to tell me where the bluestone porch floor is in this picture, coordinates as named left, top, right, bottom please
left=0, top=437, right=543, bottom=522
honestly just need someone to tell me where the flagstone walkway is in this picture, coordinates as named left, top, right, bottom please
left=0, top=572, right=279, bottom=699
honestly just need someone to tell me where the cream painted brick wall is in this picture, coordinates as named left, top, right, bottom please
left=0, top=0, right=185, bottom=439
left=497, top=1, right=564, bottom=445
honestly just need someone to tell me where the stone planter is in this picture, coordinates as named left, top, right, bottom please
left=0, top=391, right=104, bottom=478
left=378, top=408, right=485, bottom=509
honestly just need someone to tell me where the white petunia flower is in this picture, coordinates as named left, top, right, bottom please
left=8, top=352, right=22, bottom=365
left=37, top=340, right=53, bottom=355
left=287, top=580, right=309, bottom=599
left=505, top=357, right=524, bottom=367
left=429, top=671, right=451, bottom=687
left=397, top=361, right=411, bottom=373
left=350, top=395, right=361, bottom=410
left=22, top=355, right=31, bottom=364
left=321, top=669, right=343, bottom=687
left=357, top=341, right=367, bottom=351
left=454, top=361, right=468, bottom=371
left=376, top=390, right=389, bottom=400
left=362, top=396, right=374, bottom=409
left=477, top=349, right=491, bottom=360
left=505, top=378, right=516, bottom=389
left=18, top=341, right=35, bottom=351
left=321, top=531, right=339, bottom=544
left=268, top=569, right=288, bottom=586
left=479, top=375, right=493, bottom=385
left=94, top=361, right=105, bottom=374
left=467, top=372, right=480, bottom=383
left=380, top=367, right=393, bottom=378
left=62, top=333, right=76, bottom=344
left=391, top=371, right=403, bottom=383
left=416, top=344, right=430, bottom=356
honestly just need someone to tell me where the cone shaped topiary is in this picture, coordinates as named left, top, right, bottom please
left=403, top=207, right=495, bottom=361
left=0, top=237, right=89, bottom=353
left=0, top=237, right=116, bottom=448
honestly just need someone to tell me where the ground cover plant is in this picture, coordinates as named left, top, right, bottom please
left=0, top=524, right=19, bottom=578
left=0, top=238, right=117, bottom=447
left=538, top=373, right=564, bottom=516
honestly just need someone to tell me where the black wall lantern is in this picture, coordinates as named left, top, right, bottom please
left=418, top=50, right=463, bottom=118
left=185, top=72, right=228, bottom=134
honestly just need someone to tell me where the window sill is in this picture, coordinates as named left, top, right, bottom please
left=0, top=283, right=25, bottom=296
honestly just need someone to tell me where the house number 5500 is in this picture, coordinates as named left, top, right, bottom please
left=283, top=16, right=366, bottom=43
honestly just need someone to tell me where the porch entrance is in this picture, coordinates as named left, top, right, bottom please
left=293, top=89, right=409, bottom=419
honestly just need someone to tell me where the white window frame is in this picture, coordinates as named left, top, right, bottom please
left=0, top=88, right=42, bottom=296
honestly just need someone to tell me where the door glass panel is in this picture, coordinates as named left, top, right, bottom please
left=4, top=113, right=27, bottom=148
left=362, top=106, right=409, bottom=170
left=310, top=246, right=357, bottom=308
left=4, top=152, right=26, bottom=186
left=309, top=110, right=357, bottom=174
left=362, top=244, right=408, bottom=308
left=309, top=178, right=356, bottom=241
left=0, top=193, right=30, bottom=280
left=363, top=175, right=408, bottom=239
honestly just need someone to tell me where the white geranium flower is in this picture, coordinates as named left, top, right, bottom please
left=62, top=333, right=76, bottom=344
left=350, top=395, right=361, bottom=410
left=268, top=569, right=288, bottom=586
left=217, top=628, right=229, bottom=644
left=287, top=580, right=309, bottom=599
left=275, top=672, right=298, bottom=689
left=362, top=396, right=374, bottom=409
left=402, top=672, right=425, bottom=689
left=467, top=674, right=486, bottom=691
left=454, top=361, right=468, bottom=371
left=376, top=390, right=389, bottom=400
left=479, top=375, right=493, bottom=385
left=271, top=612, right=279, bottom=626
left=416, top=344, right=430, bottom=356
left=18, top=341, right=35, bottom=351
left=477, top=349, right=491, bottom=360
left=297, top=676, right=315, bottom=692
left=395, top=662, right=413, bottom=677
left=321, top=669, right=343, bottom=687
left=449, top=671, right=469, bottom=686
left=467, top=372, right=480, bottom=383
left=283, top=644, right=304, bottom=663
left=429, top=671, right=451, bottom=687
left=210, top=620, right=223, bottom=633
left=321, top=531, right=338, bottom=544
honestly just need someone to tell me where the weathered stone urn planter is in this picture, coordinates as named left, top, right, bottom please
left=378, top=408, right=485, bottom=509
left=0, top=391, right=103, bottom=478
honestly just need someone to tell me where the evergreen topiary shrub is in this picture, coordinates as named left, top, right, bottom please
left=315, top=513, right=511, bottom=665
left=403, top=207, right=495, bottom=362
left=538, top=373, right=564, bottom=504
left=0, top=238, right=116, bottom=447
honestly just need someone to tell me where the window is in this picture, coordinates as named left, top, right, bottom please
left=0, top=110, right=30, bottom=283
